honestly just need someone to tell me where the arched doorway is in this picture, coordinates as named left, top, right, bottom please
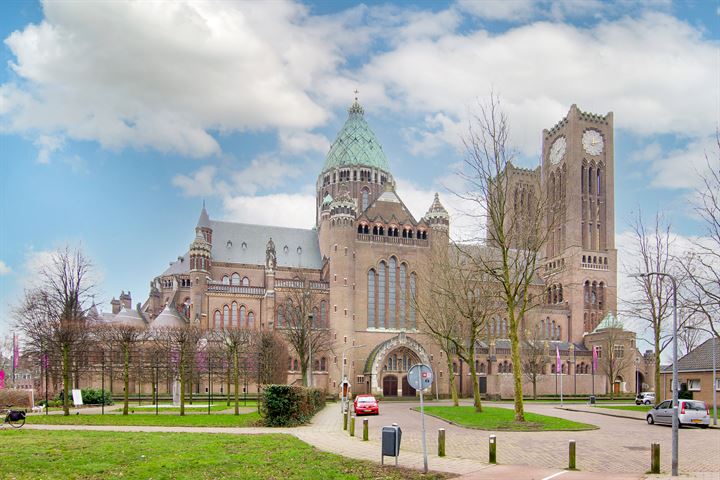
left=613, top=375, right=624, bottom=395
left=364, top=333, right=433, bottom=396
left=402, top=376, right=416, bottom=397
left=383, top=375, right=398, bottom=396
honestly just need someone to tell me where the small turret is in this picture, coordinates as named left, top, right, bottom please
left=423, top=193, right=450, bottom=232
left=119, top=290, right=132, bottom=310
left=196, top=201, right=213, bottom=244
left=110, top=297, right=121, bottom=315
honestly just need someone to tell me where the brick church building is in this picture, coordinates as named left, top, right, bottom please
left=103, top=99, right=653, bottom=399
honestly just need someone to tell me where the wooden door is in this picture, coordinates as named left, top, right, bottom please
left=383, top=375, right=398, bottom=397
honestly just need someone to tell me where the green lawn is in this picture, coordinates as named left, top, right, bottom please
left=418, top=406, right=597, bottom=431
left=127, top=403, right=241, bottom=413
left=595, top=405, right=652, bottom=412
left=0, top=430, right=446, bottom=480
left=26, top=412, right=262, bottom=427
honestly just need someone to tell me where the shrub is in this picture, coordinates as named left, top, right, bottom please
left=678, top=390, right=693, bottom=400
left=260, top=385, right=325, bottom=427
left=81, top=388, right=113, bottom=405
left=0, top=389, right=33, bottom=409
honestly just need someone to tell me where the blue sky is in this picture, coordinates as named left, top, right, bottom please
left=0, top=0, right=718, bottom=341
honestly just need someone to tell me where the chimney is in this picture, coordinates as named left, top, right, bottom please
left=110, top=297, right=121, bottom=315
left=120, top=290, right=132, bottom=310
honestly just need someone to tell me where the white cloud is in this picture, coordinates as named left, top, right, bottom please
left=1, top=1, right=362, bottom=157
left=649, top=136, right=718, bottom=190
left=172, top=166, right=217, bottom=198
left=33, top=134, right=64, bottom=164
left=278, top=130, right=330, bottom=155
left=457, top=0, right=537, bottom=21
left=222, top=193, right=315, bottom=229
left=0, top=261, right=11, bottom=276
left=359, top=12, right=717, bottom=157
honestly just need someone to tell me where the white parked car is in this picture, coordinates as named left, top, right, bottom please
left=646, top=400, right=710, bottom=428
left=636, top=392, right=656, bottom=405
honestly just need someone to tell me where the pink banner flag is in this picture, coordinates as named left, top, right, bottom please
left=592, top=346, right=598, bottom=372
left=556, top=345, right=561, bottom=373
left=0, top=370, right=5, bottom=389
left=13, top=333, right=19, bottom=370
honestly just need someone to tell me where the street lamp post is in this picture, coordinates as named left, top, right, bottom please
left=341, top=344, right=365, bottom=413
left=631, top=272, right=679, bottom=476
left=686, top=326, right=717, bottom=426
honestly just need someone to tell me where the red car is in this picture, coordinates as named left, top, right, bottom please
left=353, top=394, right=379, bottom=416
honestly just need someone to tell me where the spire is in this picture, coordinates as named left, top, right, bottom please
left=423, top=192, right=450, bottom=231
left=348, top=88, right=364, bottom=116
left=196, top=202, right=210, bottom=229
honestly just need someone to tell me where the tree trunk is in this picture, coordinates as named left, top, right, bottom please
left=532, top=376, right=537, bottom=400
left=234, top=350, right=240, bottom=416
left=446, top=357, right=459, bottom=406
left=509, top=311, right=525, bottom=422
left=180, top=354, right=186, bottom=416
left=226, top=355, right=231, bottom=406
left=123, top=346, right=130, bottom=415
left=62, top=344, right=70, bottom=416
left=469, top=360, right=482, bottom=412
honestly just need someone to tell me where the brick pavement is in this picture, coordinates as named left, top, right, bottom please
left=19, top=400, right=720, bottom=479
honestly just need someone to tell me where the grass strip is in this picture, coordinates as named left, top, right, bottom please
left=416, top=406, right=597, bottom=431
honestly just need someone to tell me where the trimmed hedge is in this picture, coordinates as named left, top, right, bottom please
left=260, top=385, right=325, bottom=427
left=81, top=389, right=113, bottom=405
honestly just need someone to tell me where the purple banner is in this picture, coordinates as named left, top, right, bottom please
left=0, top=370, right=5, bottom=389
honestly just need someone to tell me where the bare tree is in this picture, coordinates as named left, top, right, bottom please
left=596, top=318, right=634, bottom=399
left=99, top=322, right=146, bottom=415
left=215, top=328, right=256, bottom=414
left=256, top=330, right=288, bottom=386
left=682, top=136, right=720, bottom=339
left=277, top=271, right=333, bottom=387
left=415, top=245, right=496, bottom=411
left=14, top=246, right=96, bottom=416
left=456, top=93, right=552, bottom=421
left=624, top=210, right=680, bottom=403
left=153, top=325, right=202, bottom=416
left=521, top=327, right=549, bottom=400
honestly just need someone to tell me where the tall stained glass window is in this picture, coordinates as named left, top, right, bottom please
left=368, top=270, right=375, bottom=328
left=388, top=257, right=396, bottom=328
left=378, top=262, right=386, bottom=328
left=409, top=273, right=417, bottom=329
left=399, top=263, right=407, bottom=329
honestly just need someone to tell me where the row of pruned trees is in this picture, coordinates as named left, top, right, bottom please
left=13, top=246, right=289, bottom=416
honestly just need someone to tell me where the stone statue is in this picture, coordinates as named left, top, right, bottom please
left=266, top=237, right=277, bottom=270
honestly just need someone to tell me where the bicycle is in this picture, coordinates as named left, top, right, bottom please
left=1, top=405, right=26, bottom=429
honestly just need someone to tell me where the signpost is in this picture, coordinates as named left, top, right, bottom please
left=408, top=364, right=433, bottom=474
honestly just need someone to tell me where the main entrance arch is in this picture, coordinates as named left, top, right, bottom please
left=363, top=333, right=431, bottom=396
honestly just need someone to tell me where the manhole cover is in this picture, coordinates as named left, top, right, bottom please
left=624, top=446, right=650, bottom=451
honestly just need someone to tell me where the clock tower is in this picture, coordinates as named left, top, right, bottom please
left=541, top=104, right=617, bottom=342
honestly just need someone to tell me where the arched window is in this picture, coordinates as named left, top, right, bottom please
left=378, top=262, right=386, bottom=328
left=242, top=276, right=250, bottom=287
left=557, top=325, right=562, bottom=341
left=223, top=305, right=229, bottom=329
left=312, top=307, right=319, bottom=328
left=372, top=225, right=378, bottom=235
left=581, top=164, right=586, bottom=193
left=361, top=188, right=369, bottom=211
left=293, top=359, right=299, bottom=371
left=248, top=312, right=254, bottom=328
left=277, top=306, right=284, bottom=327
left=213, top=310, right=221, bottom=330
left=399, top=263, right=407, bottom=329
left=231, top=302, right=238, bottom=328
left=231, top=273, right=240, bottom=285
left=222, top=275, right=229, bottom=285
left=551, top=363, right=556, bottom=374
left=320, top=301, right=327, bottom=328
left=388, top=257, right=397, bottom=328
left=540, top=319, right=545, bottom=338
left=479, top=362, right=486, bottom=374
left=368, top=270, right=376, bottom=328
left=597, top=166, right=602, bottom=195
left=240, top=306, right=246, bottom=328
left=320, top=357, right=327, bottom=371
left=409, top=272, right=417, bottom=329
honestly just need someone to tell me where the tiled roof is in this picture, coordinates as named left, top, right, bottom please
left=662, top=337, right=719, bottom=372
left=323, top=100, right=390, bottom=173
left=209, top=221, right=322, bottom=269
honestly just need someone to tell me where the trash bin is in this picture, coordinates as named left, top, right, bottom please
left=589, top=395, right=596, bottom=404
left=381, top=424, right=402, bottom=466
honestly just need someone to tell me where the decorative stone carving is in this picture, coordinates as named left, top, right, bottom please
left=265, top=237, right=277, bottom=270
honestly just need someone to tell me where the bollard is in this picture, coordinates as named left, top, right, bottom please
left=438, top=428, right=446, bottom=457
left=568, top=440, right=576, bottom=470
left=651, top=443, right=660, bottom=474
left=349, top=416, right=356, bottom=437
left=489, top=435, right=497, bottom=464
left=362, top=418, right=369, bottom=441
left=343, top=411, right=348, bottom=431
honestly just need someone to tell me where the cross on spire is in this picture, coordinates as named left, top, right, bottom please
left=354, top=88, right=359, bottom=101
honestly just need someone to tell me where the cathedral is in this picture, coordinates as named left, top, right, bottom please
left=103, top=99, right=653, bottom=398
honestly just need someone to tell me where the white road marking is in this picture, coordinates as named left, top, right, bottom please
left=540, top=471, right=569, bottom=480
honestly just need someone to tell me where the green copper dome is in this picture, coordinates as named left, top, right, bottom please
left=322, top=100, right=390, bottom=173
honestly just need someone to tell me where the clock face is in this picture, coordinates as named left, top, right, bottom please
left=582, top=129, right=604, bottom=156
left=549, top=136, right=566, bottom=165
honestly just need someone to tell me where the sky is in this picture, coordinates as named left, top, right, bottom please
left=0, top=0, right=718, bottom=349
